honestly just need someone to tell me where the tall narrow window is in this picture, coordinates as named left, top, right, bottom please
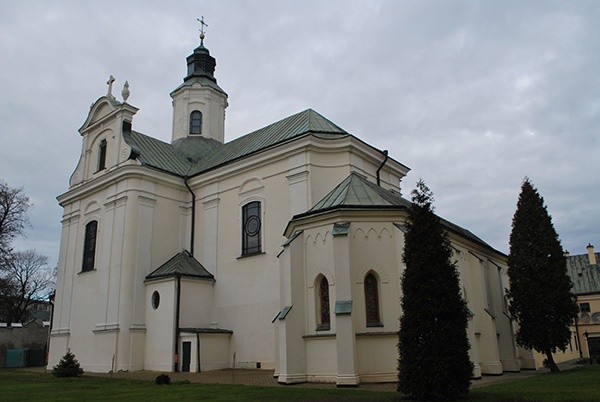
left=317, top=275, right=330, bottom=331
left=364, top=272, right=382, bottom=326
left=242, top=201, right=261, bottom=255
left=82, top=220, right=98, bottom=272
left=98, top=139, right=107, bottom=171
left=189, top=110, right=202, bottom=135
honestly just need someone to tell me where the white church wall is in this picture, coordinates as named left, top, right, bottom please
left=304, top=228, right=336, bottom=335
left=49, top=167, right=191, bottom=371
left=305, top=336, right=337, bottom=383
left=179, top=279, right=214, bottom=328
left=190, top=161, right=290, bottom=368
left=350, top=222, right=400, bottom=333
left=453, top=245, right=483, bottom=378
left=356, top=334, right=398, bottom=382
left=144, top=280, right=176, bottom=372
left=349, top=221, right=401, bottom=382
left=276, top=233, right=308, bottom=383
left=149, top=182, right=189, bottom=267
left=464, top=249, right=503, bottom=374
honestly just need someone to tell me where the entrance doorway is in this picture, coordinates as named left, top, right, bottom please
left=588, top=336, right=600, bottom=360
left=182, top=341, right=191, bottom=372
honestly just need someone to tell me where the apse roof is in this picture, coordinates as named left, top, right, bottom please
left=305, top=172, right=412, bottom=214
left=145, top=250, right=214, bottom=282
left=290, top=172, right=499, bottom=255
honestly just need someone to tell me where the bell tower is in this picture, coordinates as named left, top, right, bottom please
left=171, top=18, right=228, bottom=143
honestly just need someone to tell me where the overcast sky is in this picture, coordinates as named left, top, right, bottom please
left=1, top=1, right=599, bottom=267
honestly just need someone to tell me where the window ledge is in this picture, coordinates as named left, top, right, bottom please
left=356, top=331, right=398, bottom=337
left=78, top=269, right=97, bottom=275
left=237, top=252, right=265, bottom=260
left=366, top=322, right=384, bottom=328
left=303, top=333, right=336, bottom=339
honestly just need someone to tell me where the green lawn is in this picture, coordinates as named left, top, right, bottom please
left=1, top=365, right=599, bottom=401
left=469, top=364, right=600, bottom=402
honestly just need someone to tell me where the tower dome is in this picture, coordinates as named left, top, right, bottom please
left=170, top=24, right=228, bottom=144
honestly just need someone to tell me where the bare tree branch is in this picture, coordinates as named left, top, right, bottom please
left=0, top=249, right=54, bottom=323
left=0, top=180, right=31, bottom=264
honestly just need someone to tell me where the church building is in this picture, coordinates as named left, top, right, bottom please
left=48, top=33, right=534, bottom=385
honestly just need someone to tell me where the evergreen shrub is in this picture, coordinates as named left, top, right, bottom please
left=52, top=351, right=84, bottom=378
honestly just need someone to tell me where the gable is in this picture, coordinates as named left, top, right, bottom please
left=79, top=96, right=122, bottom=134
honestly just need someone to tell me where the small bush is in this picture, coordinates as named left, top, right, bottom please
left=155, top=373, right=171, bottom=385
left=52, top=351, right=84, bottom=378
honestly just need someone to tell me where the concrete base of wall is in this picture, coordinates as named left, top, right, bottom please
left=501, top=358, right=521, bottom=372
left=480, top=360, right=503, bottom=375
left=277, top=373, right=308, bottom=384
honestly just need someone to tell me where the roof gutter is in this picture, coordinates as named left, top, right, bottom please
left=376, top=150, right=389, bottom=186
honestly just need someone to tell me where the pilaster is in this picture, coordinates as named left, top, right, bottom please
left=277, top=233, right=307, bottom=384
left=332, top=223, right=359, bottom=386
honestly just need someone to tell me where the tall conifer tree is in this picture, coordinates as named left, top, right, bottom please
left=507, top=179, right=577, bottom=372
left=398, top=180, right=473, bottom=400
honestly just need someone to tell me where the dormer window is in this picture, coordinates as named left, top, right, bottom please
left=98, top=139, right=107, bottom=171
left=189, top=110, right=202, bottom=135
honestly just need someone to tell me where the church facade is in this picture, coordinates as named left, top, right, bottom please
left=48, top=37, right=534, bottom=384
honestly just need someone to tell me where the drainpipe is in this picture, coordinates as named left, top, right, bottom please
left=184, top=177, right=196, bottom=256
left=46, top=291, right=55, bottom=367
left=575, top=315, right=583, bottom=359
left=174, top=273, right=182, bottom=372
left=376, top=150, right=389, bottom=186
left=196, top=332, right=201, bottom=372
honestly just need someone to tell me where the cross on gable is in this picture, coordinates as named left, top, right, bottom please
left=107, top=75, right=115, bottom=97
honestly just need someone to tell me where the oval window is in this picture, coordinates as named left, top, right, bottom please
left=151, top=291, right=160, bottom=310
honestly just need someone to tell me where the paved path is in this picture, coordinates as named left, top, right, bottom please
left=27, top=361, right=581, bottom=392
left=87, top=366, right=566, bottom=392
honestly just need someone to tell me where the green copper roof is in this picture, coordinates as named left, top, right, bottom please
left=122, top=109, right=349, bottom=177
left=305, top=172, right=412, bottom=214
left=145, top=250, right=215, bottom=282
left=189, top=109, right=349, bottom=175
left=566, top=252, right=600, bottom=295
left=291, top=172, right=499, bottom=255
left=123, top=130, right=191, bottom=176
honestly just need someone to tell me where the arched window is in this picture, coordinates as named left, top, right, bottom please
left=82, top=220, right=98, bottom=272
left=189, top=110, right=202, bottom=135
left=98, top=139, right=107, bottom=171
left=317, top=275, right=330, bottom=331
left=364, top=271, right=382, bottom=326
left=241, top=201, right=261, bottom=255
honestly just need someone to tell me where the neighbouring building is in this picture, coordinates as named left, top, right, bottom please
left=568, top=244, right=600, bottom=361
left=48, top=34, right=533, bottom=385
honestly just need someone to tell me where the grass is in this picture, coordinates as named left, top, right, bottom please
left=469, top=364, right=600, bottom=402
left=1, top=365, right=599, bottom=401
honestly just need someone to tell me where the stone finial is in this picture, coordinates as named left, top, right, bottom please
left=122, top=81, right=130, bottom=102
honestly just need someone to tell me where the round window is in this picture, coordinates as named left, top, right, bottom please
left=151, top=291, right=160, bottom=310
left=244, top=215, right=261, bottom=236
